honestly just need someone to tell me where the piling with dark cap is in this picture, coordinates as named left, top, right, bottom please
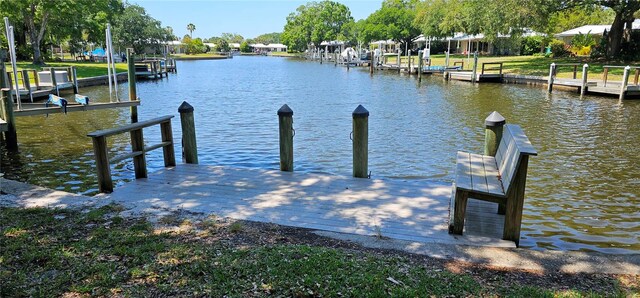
left=352, top=105, right=369, bottom=178
left=278, top=104, right=294, bottom=171
left=178, top=101, right=198, bottom=164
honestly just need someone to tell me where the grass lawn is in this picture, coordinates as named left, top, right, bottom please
left=1, top=205, right=637, bottom=297
left=388, top=55, right=640, bottom=81
left=170, top=53, right=228, bottom=60
left=9, top=62, right=129, bottom=79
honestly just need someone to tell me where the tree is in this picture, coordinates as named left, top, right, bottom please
left=187, top=23, right=196, bottom=37
left=112, top=4, right=169, bottom=54
left=254, top=32, right=282, bottom=44
left=282, top=1, right=353, bottom=52
left=361, top=0, right=420, bottom=49
left=239, top=41, right=251, bottom=52
left=0, top=0, right=124, bottom=65
left=221, top=33, right=244, bottom=43
left=596, top=0, right=640, bottom=57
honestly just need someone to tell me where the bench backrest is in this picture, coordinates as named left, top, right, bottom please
left=495, top=124, right=537, bottom=193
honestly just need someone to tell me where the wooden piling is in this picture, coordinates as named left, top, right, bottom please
left=1, top=89, right=18, bottom=151
left=471, top=52, right=478, bottom=84
left=277, top=104, right=294, bottom=172
left=21, top=70, right=32, bottom=101
left=0, top=62, right=8, bottom=89
left=397, top=49, right=401, bottom=74
left=127, top=48, right=138, bottom=123
left=547, top=63, right=556, bottom=93
left=130, top=128, right=148, bottom=179
left=634, top=68, right=639, bottom=85
left=92, top=135, right=113, bottom=193
left=408, top=50, right=412, bottom=74
left=352, top=105, right=369, bottom=178
left=484, top=111, right=506, bottom=214
left=418, top=50, right=423, bottom=82
left=71, top=66, right=78, bottom=94
left=580, top=64, right=588, bottom=97
left=160, top=120, right=176, bottom=167
left=50, top=68, right=58, bottom=96
left=620, top=65, right=630, bottom=101
left=178, top=101, right=198, bottom=164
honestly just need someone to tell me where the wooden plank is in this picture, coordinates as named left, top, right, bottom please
left=482, top=155, right=504, bottom=196
left=455, top=151, right=472, bottom=191
left=469, top=153, right=489, bottom=194
left=87, top=115, right=173, bottom=138
left=14, top=100, right=141, bottom=117
left=109, top=151, right=143, bottom=164
left=505, top=124, right=537, bottom=156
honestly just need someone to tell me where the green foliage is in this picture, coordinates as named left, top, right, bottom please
left=213, top=39, right=230, bottom=52
left=112, top=3, right=170, bottom=54
left=521, top=36, right=544, bottom=55
left=546, top=5, right=614, bottom=35
left=239, top=41, right=251, bottom=53
left=253, top=32, right=282, bottom=44
left=186, top=23, right=196, bottom=37
left=549, top=39, right=571, bottom=58
left=220, top=33, right=244, bottom=43
left=361, top=0, right=420, bottom=46
left=571, top=31, right=596, bottom=48
left=181, top=36, right=206, bottom=55
left=282, top=1, right=353, bottom=52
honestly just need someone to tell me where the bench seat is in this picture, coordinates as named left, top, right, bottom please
left=449, top=124, right=536, bottom=246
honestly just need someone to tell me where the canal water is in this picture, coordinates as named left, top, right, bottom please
left=2, top=56, right=639, bottom=253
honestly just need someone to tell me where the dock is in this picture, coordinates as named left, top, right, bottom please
left=547, top=64, right=640, bottom=99
left=105, top=165, right=515, bottom=248
left=134, top=58, right=177, bottom=79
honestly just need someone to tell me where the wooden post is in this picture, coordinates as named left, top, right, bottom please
left=32, top=69, right=39, bottom=90
left=484, top=111, right=507, bottom=214
left=91, top=135, right=113, bottom=193
left=620, top=65, right=630, bottom=101
left=71, top=66, right=79, bottom=94
left=634, top=68, right=639, bottom=85
left=547, top=63, right=556, bottom=93
left=130, top=128, right=147, bottom=179
left=50, top=68, right=58, bottom=96
left=503, top=155, right=530, bottom=246
left=178, top=101, right=198, bottom=164
left=397, top=49, right=401, bottom=73
left=352, top=105, right=369, bottom=178
left=127, top=48, right=138, bottom=123
left=484, top=111, right=505, bottom=157
left=21, top=70, right=32, bottom=102
left=1, top=90, right=18, bottom=151
left=160, top=120, right=176, bottom=167
left=66, top=67, right=73, bottom=82
left=0, top=62, right=8, bottom=89
left=471, top=52, right=478, bottom=84
left=445, top=50, right=450, bottom=68
left=602, top=67, right=609, bottom=87
left=580, top=64, right=588, bottom=96
left=320, top=50, right=323, bottom=64
left=572, top=65, right=577, bottom=79
left=408, top=50, right=412, bottom=74
left=369, top=55, right=374, bottom=74
left=418, top=50, right=423, bottom=82
left=335, top=51, right=338, bottom=67
left=277, top=104, right=294, bottom=172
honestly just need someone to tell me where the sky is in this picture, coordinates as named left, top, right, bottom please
left=131, top=0, right=384, bottom=40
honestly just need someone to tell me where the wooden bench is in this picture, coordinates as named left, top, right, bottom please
left=449, top=124, right=537, bottom=246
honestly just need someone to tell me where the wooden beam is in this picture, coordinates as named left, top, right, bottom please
left=14, top=100, right=141, bottom=117
left=87, top=114, right=173, bottom=138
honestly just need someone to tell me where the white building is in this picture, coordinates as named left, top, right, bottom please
left=555, top=20, right=640, bottom=44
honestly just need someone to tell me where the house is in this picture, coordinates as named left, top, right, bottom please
left=251, top=43, right=287, bottom=53
left=555, top=20, right=640, bottom=44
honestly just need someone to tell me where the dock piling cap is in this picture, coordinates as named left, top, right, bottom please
left=352, top=104, right=369, bottom=118
left=277, top=104, right=293, bottom=116
left=178, top=101, right=194, bottom=113
left=485, top=111, right=506, bottom=127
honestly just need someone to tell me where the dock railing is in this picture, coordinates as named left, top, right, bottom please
left=481, top=62, right=503, bottom=75
left=602, top=65, right=640, bottom=87
left=87, top=115, right=176, bottom=193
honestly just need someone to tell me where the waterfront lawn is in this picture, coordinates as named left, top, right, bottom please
left=392, top=55, right=639, bottom=81
left=170, top=53, right=228, bottom=59
left=12, top=62, right=128, bottom=79
left=1, top=206, right=636, bottom=297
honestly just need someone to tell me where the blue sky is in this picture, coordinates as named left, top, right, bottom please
left=131, top=0, right=383, bottom=40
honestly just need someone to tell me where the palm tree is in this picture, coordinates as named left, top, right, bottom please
left=187, top=23, right=196, bottom=38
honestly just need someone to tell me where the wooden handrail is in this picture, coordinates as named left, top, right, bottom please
left=88, top=115, right=174, bottom=138
left=87, top=115, right=176, bottom=193
left=603, top=65, right=640, bottom=69
left=481, top=62, right=503, bottom=75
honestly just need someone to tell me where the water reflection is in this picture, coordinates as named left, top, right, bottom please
left=1, top=56, right=639, bottom=253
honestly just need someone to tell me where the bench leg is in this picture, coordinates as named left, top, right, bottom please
left=503, top=157, right=529, bottom=246
left=450, top=189, right=468, bottom=235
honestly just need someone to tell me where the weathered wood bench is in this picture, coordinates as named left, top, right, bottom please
left=449, top=124, right=537, bottom=246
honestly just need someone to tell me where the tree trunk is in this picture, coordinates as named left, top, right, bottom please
left=606, top=13, right=625, bottom=58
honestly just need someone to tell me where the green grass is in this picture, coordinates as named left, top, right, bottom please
left=9, top=61, right=129, bottom=79
left=389, top=54, right=639, bottom=81
left=170, top=53, right=228, bottom=60
left=1, top=206, right=635, bottom=297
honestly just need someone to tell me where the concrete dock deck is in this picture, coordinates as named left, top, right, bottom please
left=105, top=165, right=515, bottom=248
